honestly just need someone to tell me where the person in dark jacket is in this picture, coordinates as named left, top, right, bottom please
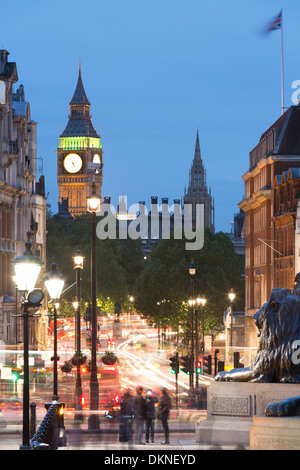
left=145, top=389, right=158, bottom=443
left=134, top=386, right=147, bottom=444
left=119, top=390, right=134, bottom=443
left=157, top=387, right=171, bottom=444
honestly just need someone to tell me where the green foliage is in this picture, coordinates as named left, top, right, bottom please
left=135, top=229, right=244, bottom=336
left=46, top=212, right=145, bottom=309
left=46, top=211, right=244, bottom=337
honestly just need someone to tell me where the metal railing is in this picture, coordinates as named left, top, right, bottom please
left=30, top=401, right=66, bottom=450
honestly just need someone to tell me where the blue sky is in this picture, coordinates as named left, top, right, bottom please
left=2, top=0, right=299, bottom=232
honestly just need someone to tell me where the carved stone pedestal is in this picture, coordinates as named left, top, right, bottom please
left=195, top=381, right=300, bottom=448
left=250, top=416, right=300, bottom=450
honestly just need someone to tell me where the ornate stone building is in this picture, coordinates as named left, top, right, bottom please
left=273, top=167, right=300, bottom=289
left=239, top=105, right=300, bottom=327
left=184, top=131, right=215, bottom=232
left=57, top=64, right=103, bottom=217
left=0, top=50, right=47, bottom=345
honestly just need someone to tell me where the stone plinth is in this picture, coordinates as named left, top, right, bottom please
left=250, top=416, right=300, bottom=450
left=113, top=320, right=122, bottom=339
left=195, top=381, right=300, bottom=447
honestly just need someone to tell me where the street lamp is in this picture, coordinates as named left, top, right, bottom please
left=228, top=288, right=236, bottom=347
left=188, top=260, right=197, bottom=276
left=196, top=296, right=207, bottom=354
left=73, top=249, right=84, bottom=419
left=188, top=260, right=197, bottom=391
left=13, top=231, right=42, bottom=449
left=13, top=232, right=42, bottom=293
left=129, top=295, right=134, bottom=327
left=44, top=260, right=65, bottom=400
left=87, top=182, right=101, bottom=430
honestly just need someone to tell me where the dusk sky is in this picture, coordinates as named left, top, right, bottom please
left=2, top=0, right=299, bottom=232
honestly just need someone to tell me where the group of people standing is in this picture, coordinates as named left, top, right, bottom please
left=119, top=386, right=171, bottom=445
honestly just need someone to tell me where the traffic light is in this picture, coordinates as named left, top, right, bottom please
left=169, top=355, right=179, bottom=374
left=11, top=369, right=21, bottom=382
left=203, top=355, right=212, bottom=375
left=113, top=394, right=120, bottom=406
left=179, top=355, right=191, bottom=374
left=107, top=339, right=116, bottom=351
left=196, top=360, right=202, bottom=375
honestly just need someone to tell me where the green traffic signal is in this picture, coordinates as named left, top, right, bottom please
left=196, top=360, right=202, bottom=374
left=169, top=354, right=179, bottom=374
left=11, top=369, right=21, bottom=381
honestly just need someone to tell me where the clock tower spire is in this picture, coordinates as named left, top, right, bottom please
left=57, top=64, right=103, bottom=217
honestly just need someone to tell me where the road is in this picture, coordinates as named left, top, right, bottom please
left=116, top=331, right=212, bottom=399
left=0, top=324, right=211, bottom=450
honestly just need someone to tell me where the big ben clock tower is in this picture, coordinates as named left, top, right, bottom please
left=57, top=63, right=103, bottom=217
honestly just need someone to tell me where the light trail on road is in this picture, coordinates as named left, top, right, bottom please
left=116, top=333, right=212, bottom=395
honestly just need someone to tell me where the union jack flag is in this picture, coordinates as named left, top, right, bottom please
left=265, top=11, right=282, bottom=32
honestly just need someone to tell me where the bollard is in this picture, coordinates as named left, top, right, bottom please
left=233, top=351, right=240, bottom=369
left=30, top=402, right=36, bottom=439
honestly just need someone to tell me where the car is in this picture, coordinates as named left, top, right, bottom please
left=0, top=409, right=7, bottom=428
left=0, top=398, right=22, bottom=410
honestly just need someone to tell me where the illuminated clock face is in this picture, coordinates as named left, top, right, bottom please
left=93, top=154, right=101, bottom=164
left=63, top=153, right=83, bottom=173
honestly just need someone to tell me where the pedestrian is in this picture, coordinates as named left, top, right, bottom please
left=157, top=387, right=171, bottom=444
left=134, top=386, right=147, bottom=444
left=119, top=390, right=134, bottom=443
left=145, top=389, right=158, bottom=443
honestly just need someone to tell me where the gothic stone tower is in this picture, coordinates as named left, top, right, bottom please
left=57, top=64, right=103, bottom=217
left=184, top=130, right=215, bottom=232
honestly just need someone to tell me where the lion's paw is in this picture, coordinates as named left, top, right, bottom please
left=265, top=400, right=297, bottom=417
left=215, top=371, right=229, bottom=381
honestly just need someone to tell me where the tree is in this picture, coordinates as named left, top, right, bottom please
left=45, top=211, right=145, bottom=311
left=135, top=229, right=244, bottom=337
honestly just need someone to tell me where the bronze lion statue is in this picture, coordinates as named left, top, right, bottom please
left=216, top=287, right=300, bottom=415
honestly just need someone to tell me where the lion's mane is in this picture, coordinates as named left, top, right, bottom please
left=251, top=288, right=300, bottom=382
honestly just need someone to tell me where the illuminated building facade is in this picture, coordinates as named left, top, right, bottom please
left=239, top=106, right=300, bottom=326
left=0, top=50, right=47, bottom=345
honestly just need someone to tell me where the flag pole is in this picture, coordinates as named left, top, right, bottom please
left=281, top=9, right=284, bottom=115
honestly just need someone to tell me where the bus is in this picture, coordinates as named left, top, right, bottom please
left=80, top=366, right=121, bottom=411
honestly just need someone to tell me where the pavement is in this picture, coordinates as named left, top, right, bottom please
left=0, top=418, right=248, bottom=451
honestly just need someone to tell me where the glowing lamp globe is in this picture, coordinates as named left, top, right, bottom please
left=13, top=232, right=42, bottom=293
left=44, top=260, right=65, bottom=300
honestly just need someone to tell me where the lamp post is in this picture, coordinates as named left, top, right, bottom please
left=13, top=231, right=42, bottom=449
left=73, top=250, right=84, bottom=419
left=195, top=296, right=206, bottom=388
left=129, top=295, right=134, bottom=327
left=87, top=182, right=101, bottom=430
left=228, top=288, right=236, bottom=347
left=44, top=260, right=65, bottom=400
left=188, top=260, right=197, bottom=391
